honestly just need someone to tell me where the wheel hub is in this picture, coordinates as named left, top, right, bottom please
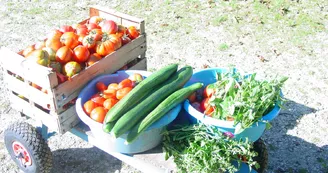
left=12, top=141, right=32, bottom=166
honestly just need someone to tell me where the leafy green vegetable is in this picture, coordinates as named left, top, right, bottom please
left=208, top=69, right=288, bottom=134
left=162, top=124, right=259, bottom=173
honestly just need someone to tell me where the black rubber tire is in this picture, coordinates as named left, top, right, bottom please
left=4, top=122, right=53, bottom=173
left=252, top=138, right=268, bottom=173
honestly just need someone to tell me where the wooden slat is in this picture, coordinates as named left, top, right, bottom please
left=127, top=58, right=147, bottom=71
left=0, top=47, right=58, bottom=89
left=57, top=106, right=81, bottom=134
left=4, top=72, right=54, bottom=109
left=9, top=93, right=59, bottom=132
left=53, top=36, right=146, bottom=112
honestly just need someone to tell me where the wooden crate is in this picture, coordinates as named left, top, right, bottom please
left=0, top=6, right=147, bottom=134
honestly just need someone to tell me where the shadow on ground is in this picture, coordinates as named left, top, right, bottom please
left=52, top=146, right=123, bottom=173
left=262, top=99, right=328, bottom=173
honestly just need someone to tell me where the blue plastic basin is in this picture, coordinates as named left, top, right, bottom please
left=183, top=68, right=281, bottom=142
left=76, top=70, right=181, bottom=154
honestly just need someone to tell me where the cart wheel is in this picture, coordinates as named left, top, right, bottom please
left=4, top=122, right=53, bottom=173
left=252, top=138, right=268, bottom=173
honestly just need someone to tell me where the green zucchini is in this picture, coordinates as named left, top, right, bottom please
left=126, top=82, right=203, bottom=144
left=111, top=66, right=193, bottom=138
left=102, top=121, right=116, bottom=133
left=103, top=64, right=178, bottom=124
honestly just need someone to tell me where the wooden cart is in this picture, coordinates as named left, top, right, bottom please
left=0, top=6, right=267, bottom=173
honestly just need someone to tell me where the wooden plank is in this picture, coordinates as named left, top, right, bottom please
left=0, top=47, right=58, bottom=89
left=4, top=72, right=53, bottom=109
left=9, top=93, right=59, bottom=132
left=89, top=6, right=144, bottom=24
left=57, top=106, right=80, bottom=134
left=127, top=58, right=147, bottom=71
left=53, top=37, right=146, bottom=112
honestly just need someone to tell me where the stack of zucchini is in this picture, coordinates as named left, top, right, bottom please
left=102, top=64, right=203, bottom=144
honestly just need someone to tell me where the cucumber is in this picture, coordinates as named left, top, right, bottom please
left=111, top=66, right=193, bottom=138
left=103, top=64, right=178, bottom=124
left=126, top=82, right=203, bottom=144
left=102, top=121, right=116, bottom=133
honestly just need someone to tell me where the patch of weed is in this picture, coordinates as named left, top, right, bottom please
left=218, top=43, right=229, bottom=51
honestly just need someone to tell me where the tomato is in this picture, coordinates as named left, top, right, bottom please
left=22, top=45, right=35, bottom=57
left=91, top=96, right=106, bottom=106
left=62, top=61, right=81, bottom=77
left=200, top=98, right=212, bottom=112
left=86, top=53, right=102, bottom=67
left=87, top=23, right=101, bottom=31
left=47, top=29, right=63, bottom=39
left=43, top=47, right=56, bottom=61
left=56, top=46, right=73, bottom=64
left=75, top=24, right=89, bottom=35
left=34, top=41, right=46, bottom=50
left=25, top=49, right=50, bottom=67
left=83, top=100, right=96, bottom=115
left=107, top=83, right=119, bottom=90
left=116, top=87, right=132, bottom=100
left=90, top=93, right=101, bottom=99
left=90, top=107, right=107, bottom=123
left=82, top=35, right=96, bottom=50
left=103, top=89, right=117, bottom=99
left=126, top=26, right=140, bottom=40
left=203, top=84, right=215, bottom=98
left=31, top=82, right=42, bottom=90
left=59, top=25, right=75, bottom=33
left=89, top=16, right=103, bottom=24
left=128, top=73, right=143, bottom=83
left=60, top=32, right=79, bottom=49
left=118, top=79, right=133, bottom=89
left=95, top=39, right=115, bottom=56
left=116, top=25, right=127, bottom=38
left=73, top=45, right=90, bottom=63
left=89, top=29, right=103, bottom=41
left=45, top=37, right=63, bottom=51
left=103, top=98, right=119, bottom=110
left=121, top=35, right=131, bottom=46
left=101, top=20, right=118, bottom=34
left=96, top=81, right=107, bottom=91
left=188, top=92, right=197, bottom=103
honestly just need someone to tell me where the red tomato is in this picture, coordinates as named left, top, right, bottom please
left=89, top=16, right=103, bottom=24
left=90, top=107, right=107, bottom=123
left=96, top=35, right=118, bottom=56
left=73, top=45, right=90, bottom=63
left=22, top=45, right=35, bottom=57
left=107, top=83, right=119, bottom=90
left=116, top=25, right=127, bottom=38
left=86, top=53, right=102, bottom=67
left=101, top=20, right=118, bottom=34
left=96, top=81, right=107, bottom=91
left=200, top=98, right=214, bottom=114
left=126, top=26, right=140, bottom=40
left=56, top=46, right=73, bottom=64
left=87, top=23, right=101, bottom=31
left=83, top=100, right=96, bottom=115
left=59, top=25, right=75, bottom=33
left=203, top=84, right=215, bottom=98
left=103, top=88, right=117, bottom=99
left=60, top=32, right=79, bottom=49
left=75, top=25, right=89, bottom=35
left=121, top=35, right=131, bottom=46
left=45, top=37, right=63, bottom=52
left=34, top=41, right=46, bottom=50
left=47, top=29, right=63, bottom=39
left=191, top=102, right=201, bottom=112
left=89, top=29, right=103, bottom=41
left=103, top=98, right=119, bottom=110
left=91, top=96, right=106, bottom=106
left=118, top=79, right=133, bottom=89
left=116, top=87, right=132, bottom=100
left=82, top=35, right=97, bottom=49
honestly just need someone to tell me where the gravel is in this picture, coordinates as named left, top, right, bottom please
left=0, top=0, right=328, bottom=173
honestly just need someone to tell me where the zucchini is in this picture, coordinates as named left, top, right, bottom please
left=126, top=82, right=203, bottom=144
left=103, top=64, right=178, bottom=124
left=111, top=66, right=193, bottom=138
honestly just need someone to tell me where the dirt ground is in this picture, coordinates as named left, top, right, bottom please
left=0, top=0, right=328, bottom=173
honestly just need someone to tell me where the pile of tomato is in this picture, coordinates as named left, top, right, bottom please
left=20, top=16, right=140, bottom=84
left=188, top=84, right=215, bottom=117
left=83, top=73, right=143, bottom=123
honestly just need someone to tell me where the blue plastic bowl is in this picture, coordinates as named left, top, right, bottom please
left=183, top=68, right=281, bottom=142
left=76, top=70, right=181, bottom=154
